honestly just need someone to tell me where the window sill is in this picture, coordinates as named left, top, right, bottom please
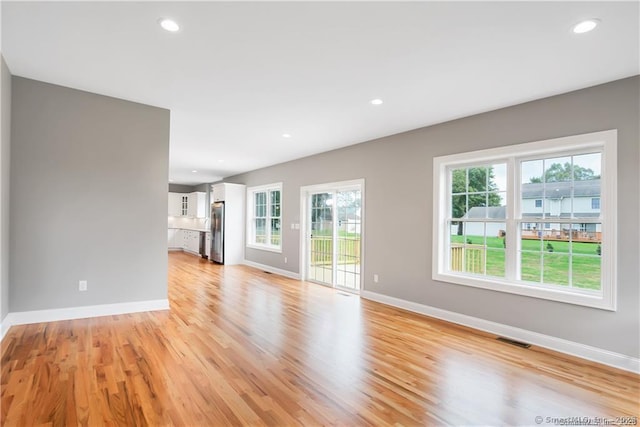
left=247, top=244, right=282, bottom=254
left=432, top=271, right=615, bottom=311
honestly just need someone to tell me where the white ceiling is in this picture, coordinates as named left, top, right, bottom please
left=2, top=2, right=638, bottom=185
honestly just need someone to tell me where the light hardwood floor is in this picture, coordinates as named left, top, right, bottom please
left=1, top=251, right=638, bottom=425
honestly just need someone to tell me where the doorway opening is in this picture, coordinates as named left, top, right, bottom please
left=300, top=180, right=364, bottom=292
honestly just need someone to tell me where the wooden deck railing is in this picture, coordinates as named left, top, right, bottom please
left=520, top=229, right=601, bottom=243
left=450, top=243, right=485, bottom=273
left=310, top=237, right=361, bottom=265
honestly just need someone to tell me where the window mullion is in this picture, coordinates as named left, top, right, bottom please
left=266, top=190, right=272, bottom=245
left=505, top=157, right=518, bottom=282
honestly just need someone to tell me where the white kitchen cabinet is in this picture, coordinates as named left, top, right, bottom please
left=181, top=230, right=201, bottom=254
left=182, top=230, right=191, bottom=251
left=168, top=228, right=182, bottom=250
left=168, top=193, right=183, bottom=217
left=188, top=192, right=206, bottom=218
left=189, top=231, right=201, bottom=254
left=211, top=184, right=225, bottom=202
left=168, top=191, right=206, bottom=218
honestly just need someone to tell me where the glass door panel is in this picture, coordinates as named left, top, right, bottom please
left=309, top=192, right=333, bottom=286
left=336, top=190, right=361, bottom=291
left=305, top=186, right=362, bottom=292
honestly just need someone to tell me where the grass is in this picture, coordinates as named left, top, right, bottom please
left=450, top=235, right=601, bottom=290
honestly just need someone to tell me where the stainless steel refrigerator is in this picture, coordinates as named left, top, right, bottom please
left=210, top=201, right=225, bottom=263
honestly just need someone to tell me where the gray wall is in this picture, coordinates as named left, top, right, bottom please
left=168, top=183, right=194, bottom=193
left=10, top=77, right=170, bottom=311
left=228, top=76, right=640, bottom=358
left=0, top=56, right=10, bottom=322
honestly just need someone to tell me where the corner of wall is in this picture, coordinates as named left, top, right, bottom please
left=0, top=54, right=12, bottom=326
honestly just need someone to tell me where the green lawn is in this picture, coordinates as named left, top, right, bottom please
left=450, top=235, right=601, bottom=290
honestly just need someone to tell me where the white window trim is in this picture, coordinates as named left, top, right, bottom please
left=246, top=182, right=283, bottom=253
left=432, top=130, right=617, bottom=311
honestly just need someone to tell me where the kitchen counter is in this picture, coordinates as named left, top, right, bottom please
left=169, top=227, right=209, bottom=232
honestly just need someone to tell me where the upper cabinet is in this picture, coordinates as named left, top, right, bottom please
left=211, top=184, right=225, bottom=202
left=168, top=191, right=206, bottom=218
left=188, top=192, right=206, bottom=218
left=168, top=192, right=183, bottom=217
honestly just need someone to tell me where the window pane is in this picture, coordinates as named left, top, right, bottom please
left=467, top=193, right=487, bottom=218
left=451, top=195, right=467, bottom=219
left=543, top=156, right=572, bottom=183
left=270, top=189, right=280, bottom=204
left=467, top=167, right=487, bottom=192
left=255, top=218, right=267, bottom=244
left=520, top=222, right=601, bottom=289
left=572, top=255, right=601, bottom=290
left=486, top=222, right=506, bottom=278
left=521, top=153, right=602, bottom=221
left=543, top=253, right=570, bottom=287
left=520, top=251, right=542, bottom=283
left=462, top=221, right=484, bottom=275
left=451, top=168, right=467, bottom=194
left=492, top=163, right=507, bottom=192
left=449, top=221, right=464, bottom=271
left=449, top=221, right=505, bottom=277
left=255, top=191, right=267, bottom=218
left=575, top=180, right=600, bottom=216
left=451, top=165, right=506, bottom=221
left=520, top=222, right=543, bottom=284
left=573, top=153, right=601, bottom=181
left=271, top=219, right=281, bottom=246
left=522, top=160, right=544, bottom=218
left=270, top=190, right=281, bottom=218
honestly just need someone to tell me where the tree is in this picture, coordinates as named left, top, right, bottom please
left=452, top=167, right=502, bottom=235
left=529, top=162, right=599, bottom=183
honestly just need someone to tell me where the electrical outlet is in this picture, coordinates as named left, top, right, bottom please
left=373, top=274, right=379, bottom=283
left=79, top=280, right=87, bottom=291
left=284, top=257, right=288, bottom=263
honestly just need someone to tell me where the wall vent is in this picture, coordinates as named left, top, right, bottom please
left=497, top=337, right=531, bottom=348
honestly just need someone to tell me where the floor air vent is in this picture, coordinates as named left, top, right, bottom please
left=337, top=292, right=351, bottom=297
left=497, top=337, right=531, bottom=349
left=263, top=271, right=272, bottom=274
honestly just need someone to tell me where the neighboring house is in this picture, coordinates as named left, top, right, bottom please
left=452, top=180, right=601, bottom=239
left=521, top=179, right=601, bottom=236
left=458, top=206, right=507, bottom=237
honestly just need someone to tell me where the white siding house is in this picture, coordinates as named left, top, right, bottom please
left=452, top=180, right=601, bottom=238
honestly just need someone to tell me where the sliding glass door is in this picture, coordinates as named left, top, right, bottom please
left=303, top=181, right=363, bottom=292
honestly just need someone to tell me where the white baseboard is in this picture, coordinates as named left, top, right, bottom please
left=243, top=260, right=301, bottom=280
left=361, top=290, right=639, bottom=374
left=1, top=299, right=170, bottom=337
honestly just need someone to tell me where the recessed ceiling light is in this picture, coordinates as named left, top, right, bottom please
left=573, top=19, right=599, bottom=34
left=218, top=159, right=225, bottom=163
left=282, top=133, right=292, bottom=138
left=370, top=99, right=383, bottom=105
left=191, top=170, right=198, bottom=173
left=159, top=18, right=180, bottom=33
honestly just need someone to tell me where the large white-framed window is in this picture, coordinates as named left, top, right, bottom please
left=432, top=130, right=617, bottom=311
left=247, top=183, right=282, bottom=252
